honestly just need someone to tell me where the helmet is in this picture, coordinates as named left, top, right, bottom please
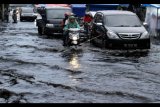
left=69, top=16, right=75, bottom=19
left=85, top=12, right=90, bottom=15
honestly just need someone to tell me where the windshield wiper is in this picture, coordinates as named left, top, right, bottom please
left=49, top=18, right=63, bottom=19
left=132, top=25, right=142, bottom=27
left=112, top=25, right=130, bottom=27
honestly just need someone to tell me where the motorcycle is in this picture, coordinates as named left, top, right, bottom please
left=67, top=28, right=80, bottom=47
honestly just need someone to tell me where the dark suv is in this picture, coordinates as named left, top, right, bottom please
left=91, top=10, right=150, bottom=49
left=36, top=6, right=72, bottom=36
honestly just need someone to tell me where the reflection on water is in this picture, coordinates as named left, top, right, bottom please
left=61, top=48, right=83, bottom=70
left=106, top=49, right=150, bottom=58
left=69, top=54, right=80, bottom=69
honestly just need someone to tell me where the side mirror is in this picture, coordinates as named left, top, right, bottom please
left=143, top=22, right=148, bottom=26
left=96, top=22, right=103, bottom=26
left=143, top=22, right=149, bottom=29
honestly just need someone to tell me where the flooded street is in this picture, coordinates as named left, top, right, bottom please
left=1, top=20, right=160, bottom=103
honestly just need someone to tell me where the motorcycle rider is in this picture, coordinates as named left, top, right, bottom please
left=64, top=13, right=77, bottom=26
left=61, top=12, right=71, bottom=28
left=83, top=12, right=93, bottom=23
left=83, top=12, right=93, bottom=35
left=12, top=9, right=18, bottom=23
left=63, top=16, right=80, bottom=46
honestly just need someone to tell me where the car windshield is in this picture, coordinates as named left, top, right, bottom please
left=105, top=15, right=142, bottom=27
left=47, top=9, right=71, bottom=19
left=22, top=8, right=34, bottom=13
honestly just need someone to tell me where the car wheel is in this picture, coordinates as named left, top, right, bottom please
left=20, top=18, right=23, bottom=22
left=147, top=42, right=151, bottom=49
left=38, top=27, right=42, bottom=35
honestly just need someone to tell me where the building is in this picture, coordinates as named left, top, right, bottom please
left=0, top=4, right=9, bottom=22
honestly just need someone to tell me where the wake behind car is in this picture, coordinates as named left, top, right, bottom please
left=20, top=7, right=37, bottom=22
left=91, top=10, right=150, bottom=49
left=36, top=6, right=72, bottom=36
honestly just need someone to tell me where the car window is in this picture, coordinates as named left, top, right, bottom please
left=46, top=9, right=71, bottom=19
left=22, top=8, right=34, bottom=13
left=104, top=15, right=142, bottom=27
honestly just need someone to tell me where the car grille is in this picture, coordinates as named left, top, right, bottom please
left=118, top=33, right=141, bottom=39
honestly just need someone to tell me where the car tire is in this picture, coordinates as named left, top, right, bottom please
left=147, top=41, right=151, bottom=49
left=38, top=27, right=42, bottom=35
left=20, top=18, right=23, bottom=22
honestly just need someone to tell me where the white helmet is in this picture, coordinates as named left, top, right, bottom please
left=85, top=12, right=90, bottom=15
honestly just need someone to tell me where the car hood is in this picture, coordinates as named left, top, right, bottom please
left=106, top=26, right=146, bottom=33
left=47, top=19, right=63, bottom=24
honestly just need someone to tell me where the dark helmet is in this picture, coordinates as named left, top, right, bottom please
left=64, top=12, right=71, bottom=17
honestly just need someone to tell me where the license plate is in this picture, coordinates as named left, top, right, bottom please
left=124, top=44, right=137, bottom=48
left=54, top=25, right=60, bottom=27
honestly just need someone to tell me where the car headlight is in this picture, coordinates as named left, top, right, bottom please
left=46, top=24, right=54, bottom=27
left=107, top=30, right=119, bottom=39
left=141, top=31, right=150, bottom=39
left=32, top=13, right=37, bottom=16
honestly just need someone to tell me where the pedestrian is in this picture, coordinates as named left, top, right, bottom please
left=156, top=14, right=160, bottom=37
left=4, top=9, right=9, bottom=23
left=12, top=9, right=18, bottom=23
left=150, top=13, right=157, bottom=37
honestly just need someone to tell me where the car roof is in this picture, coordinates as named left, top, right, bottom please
left=21, top=7, right=34, bottom=9
left=96, top=10, right=136, bottom=15
left=45, top=6, right=71, bottom=10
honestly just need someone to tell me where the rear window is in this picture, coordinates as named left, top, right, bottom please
left=104, top=15, right=142, bottom=27
left=46, top=9, right=71, bottom=19
left=22, top=8, right=34, bottom=13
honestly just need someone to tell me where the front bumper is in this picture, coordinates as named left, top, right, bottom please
left=45, top=27, right=63, bottom=35
left=20, top=16, right=37, bottom=20
left=106, top=38, right=150, bottom=49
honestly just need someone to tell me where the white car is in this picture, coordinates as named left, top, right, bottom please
left=20, top=7, right=37, bottom=22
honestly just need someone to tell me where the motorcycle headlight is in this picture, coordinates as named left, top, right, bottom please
left=69, top=33, right=79, bottom=40
left=141, top=31, right=149, bottom=39
left=72, top=36, right=78, bottom=41
left=107, top=30, right=119, bottom=39
left=46, top=24, right=54, bottom=28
